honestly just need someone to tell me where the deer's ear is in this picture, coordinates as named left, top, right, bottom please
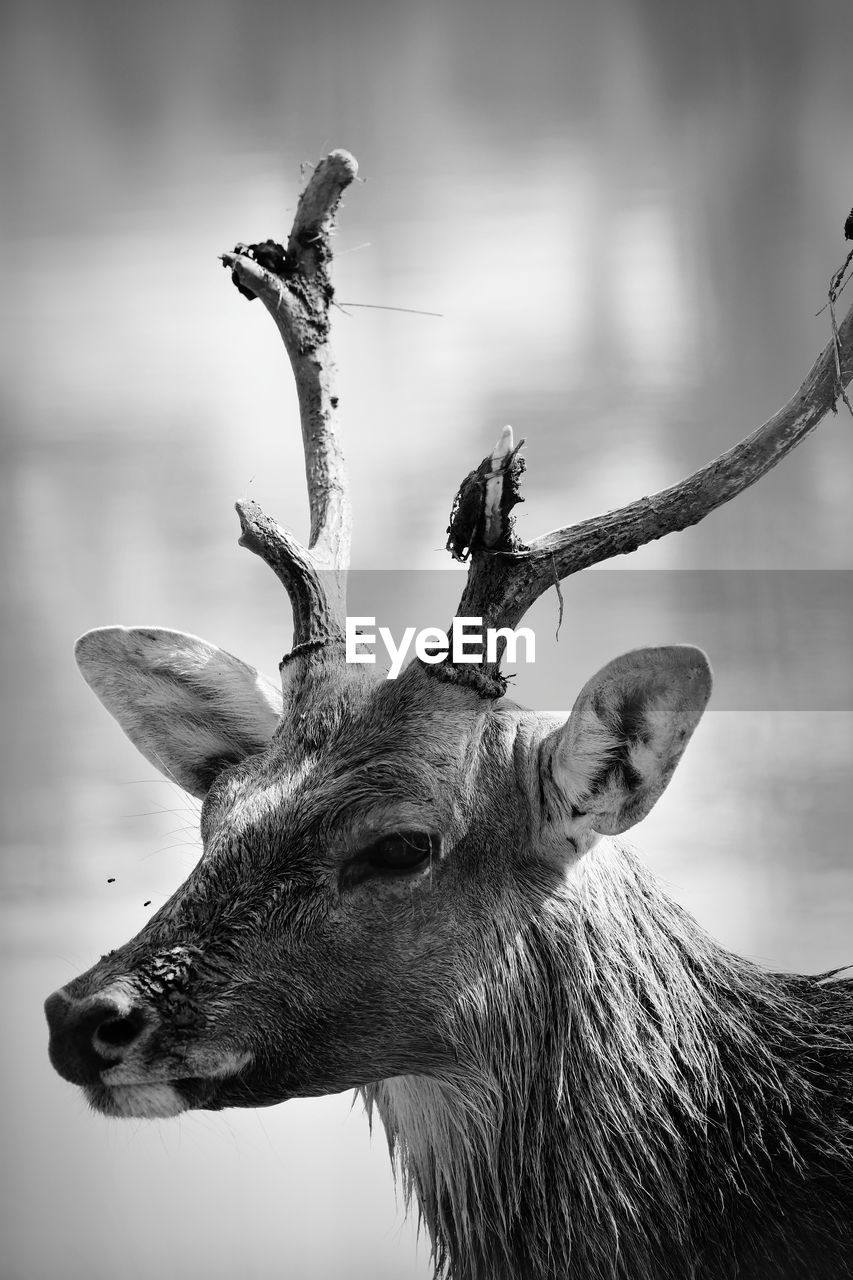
left=539, top=646, right=711, bottom=839
left=75, top=628, right=283, bottom=799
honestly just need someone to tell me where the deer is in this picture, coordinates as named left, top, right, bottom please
left=44, top=150, right=853, bottom=1280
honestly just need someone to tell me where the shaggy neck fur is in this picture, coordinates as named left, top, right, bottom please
left=363, top=844, right=853, bottom=1280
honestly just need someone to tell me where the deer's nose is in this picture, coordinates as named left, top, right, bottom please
left=44, top=989, right=151, bottom=1086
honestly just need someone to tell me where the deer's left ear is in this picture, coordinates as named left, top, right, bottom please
left=539, top=646, right=712, bottom=839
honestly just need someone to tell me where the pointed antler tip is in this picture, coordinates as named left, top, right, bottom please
left=493, top=425, right=514, bottom=457
left=326, top=149, right=359, bottom=180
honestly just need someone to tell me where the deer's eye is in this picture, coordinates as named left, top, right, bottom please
left=340, top=831, right=437, bottom=889
left=365, top=831, right=433, bottom=873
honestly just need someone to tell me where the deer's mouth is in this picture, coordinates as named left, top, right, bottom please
left=84, top=1073, right=248, bottom=1118
left=83, top=1055, right=291, bottom=1117
left=82, top=1049, right=258, bottom=1118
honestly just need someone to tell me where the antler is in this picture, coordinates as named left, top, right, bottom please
left=223, top=155, right=852, bottom=701
left=436, top=274, right=853, bottom=693
left=220, top=149, right=358, bottom=661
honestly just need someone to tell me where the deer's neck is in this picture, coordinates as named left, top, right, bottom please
left=364, top=842, right=853, bottom=1280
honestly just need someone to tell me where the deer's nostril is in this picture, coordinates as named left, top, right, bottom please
left=96, top=1012, right=146, bottom=1048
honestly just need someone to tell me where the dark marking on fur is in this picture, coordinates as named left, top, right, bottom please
left=194, top=754, right=244, bottom=793
left=614, top=686, right=649, bottom=744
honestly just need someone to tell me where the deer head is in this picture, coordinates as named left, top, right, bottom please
left=44, top=152, right=853, bottom=1278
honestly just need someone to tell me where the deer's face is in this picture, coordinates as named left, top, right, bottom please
left=45, top=628, right=710, bottom=1118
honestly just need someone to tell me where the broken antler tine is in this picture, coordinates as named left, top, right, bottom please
left=483, top=427, right=516, bottom=549
left=445, top=427, right=526, bottom=566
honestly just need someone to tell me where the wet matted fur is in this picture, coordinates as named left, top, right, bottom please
left=366, top=845, right=853, bottom=1280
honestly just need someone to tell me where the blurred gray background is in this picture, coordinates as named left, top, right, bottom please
left=2, top=1, right=852, bottom=1277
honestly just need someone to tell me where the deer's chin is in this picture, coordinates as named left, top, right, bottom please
left=83, top=1072, right=279, bottom=1118
left=84, top=1081, right=191, bottom=1119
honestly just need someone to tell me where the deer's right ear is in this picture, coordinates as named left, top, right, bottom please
left=538, top=646, right=712, bottom=845
left=75, top=627, right=283, bottom=798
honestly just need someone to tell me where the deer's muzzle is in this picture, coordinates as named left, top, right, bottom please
left=45, top=987, right=152, bottom=1087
